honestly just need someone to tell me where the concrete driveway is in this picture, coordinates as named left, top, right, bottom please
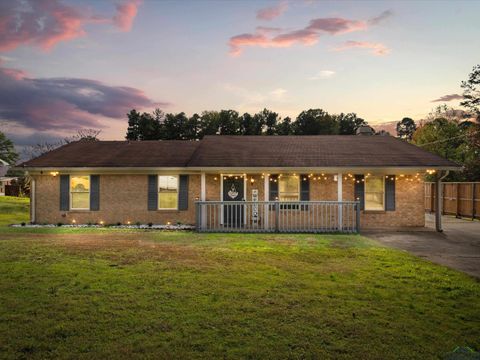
left=364, top=214, right=480, bottom=278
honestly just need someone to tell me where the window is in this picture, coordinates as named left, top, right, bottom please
left=158, top=175, right=178, bottom=209
left=365, top=175, right=384, bottom=210
left=278, top=175, right=299, bottom=201
left=70, top=176, right=90, bottom=210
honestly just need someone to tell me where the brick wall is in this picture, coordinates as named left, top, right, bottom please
left=32, top=173, right=424, bottom=228
left=33, top=174, right=200, bottom=225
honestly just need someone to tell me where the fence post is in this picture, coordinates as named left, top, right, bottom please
left=355, top=203, right=360, bottom=233
left=430, top=183, right=435, bottom=213
left=456, top=183, right=461, bottom=218
left=274, top=201, right=279, bottom=233
left=473, top=183, right=476, bottom=221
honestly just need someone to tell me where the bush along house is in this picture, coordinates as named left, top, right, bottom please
left=19, top=133, right=460, bottom=233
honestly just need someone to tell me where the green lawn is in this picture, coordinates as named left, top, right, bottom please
left=0, top=197, right=479, bottom=359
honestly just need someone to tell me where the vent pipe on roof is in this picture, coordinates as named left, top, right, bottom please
left=356, top=125, right=374, bottom=136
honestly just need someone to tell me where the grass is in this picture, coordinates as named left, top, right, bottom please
left=0, top=197, right=479, bottom=359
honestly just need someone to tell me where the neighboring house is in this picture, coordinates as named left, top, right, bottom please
left=18, top=135, right=460, bottom=232
left=0, top=159, right=9, bottom=177
left=0, top=177, right=17, bottom=196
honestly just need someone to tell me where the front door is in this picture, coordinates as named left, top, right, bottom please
left=223, top=177, right=244, bottom=227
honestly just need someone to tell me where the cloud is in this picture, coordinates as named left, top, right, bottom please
left=229, top=10, right=389, bottom=56
left=309, top=70, right=336, bottom=80
left=333, top=41, right=390, bottom=56
left=113, top=0, right=141, bottom=31
left=270, top=88, right=287, bottom=98
left=256, top=1, right=288, bottom=21
left=0, top=0, right=141, bottom=52
left=431, top=94, right=464, bottom=102
left=306, top=18, right=367, bottom=34
left=0, top=64, right=166, bottom=131
left=368, top=10, right=393, bottom=25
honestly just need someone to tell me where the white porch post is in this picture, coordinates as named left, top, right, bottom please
left=30, top=177, right=35, bottom=224
left=264, top=174, right=269, bottom=230
left=200, top=172, right=206, bottom=228
left=337, top=173, right=343, bottom=230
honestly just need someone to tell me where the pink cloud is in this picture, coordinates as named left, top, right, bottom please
left=229, top=10, right=390, bottom=56
left=431, top=94, right=464, bottom=102
left=113, top=0, right=141, bottom=32
left=271, top=29, right=318, bottom=47
left=333, top=41, right=390, bottom=56
left=256, top=1, right=288, bottom=21
left=0, top=0, right=141, bottom=52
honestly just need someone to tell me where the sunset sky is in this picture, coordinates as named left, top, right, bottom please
left=1, top=0, right=479, bottom=146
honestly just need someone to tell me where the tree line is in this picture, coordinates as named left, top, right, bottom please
left=125, top=108, right=368, bottom=140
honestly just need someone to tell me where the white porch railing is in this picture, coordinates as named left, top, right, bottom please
left=195, top=201, right=360, bottom=233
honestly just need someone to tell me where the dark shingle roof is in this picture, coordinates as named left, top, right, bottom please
left=21, top=140, right=200, bottom=168
left=20, top=136, right=460, bottom=169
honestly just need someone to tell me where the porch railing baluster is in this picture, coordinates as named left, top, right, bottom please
left=195, top=201, right=359, bottom=233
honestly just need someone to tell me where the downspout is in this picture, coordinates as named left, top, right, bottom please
left=435, top=170, right=449, bottom=232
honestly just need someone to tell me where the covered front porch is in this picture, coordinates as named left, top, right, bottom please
left=194, top=171, right=423, bottom=233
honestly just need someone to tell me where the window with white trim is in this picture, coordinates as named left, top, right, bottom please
left=365, top=175, right=385, bottom=210
left=278, top=175, right=299, bottom=201
left=70, top=176, right=90, bottom=210
left=158, top=175, right=178, bottom=209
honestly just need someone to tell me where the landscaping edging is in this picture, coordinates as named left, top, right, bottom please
left=10, top=224, right=196, bottom=230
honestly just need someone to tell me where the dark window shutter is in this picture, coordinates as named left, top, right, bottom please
left=300, top=175, right=309, bottom=210
left=385, top=175, right=395, bottom=211
left=300, top=175, right=309, bottom=201
left=178, top=175, right=189, bottom=211
left=90, top=175, right=100, bottom=211
left=354, top=175, right=365, bottom=210
left=269, top=175, right=278, bottom=200
left=148, top=175, right=158, bottom=211
left=60, top=175, right=69, bottom=211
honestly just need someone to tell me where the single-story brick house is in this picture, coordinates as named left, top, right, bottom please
left=19, top=135, right=459, bottom=232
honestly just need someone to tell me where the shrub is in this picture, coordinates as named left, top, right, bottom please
left=21, top=222, right=26, bottom=227
left=57, top=222, right=63, bottom=227
left=116, top=222, right=121, bottom=226
left=148, top=222, right=153, bottom=227
left=136, top=221, right=141, bottom=226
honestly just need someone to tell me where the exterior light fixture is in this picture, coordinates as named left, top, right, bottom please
left=50, top=171, right=59, bottom=177
left=99, top=221, right=104, bottom=225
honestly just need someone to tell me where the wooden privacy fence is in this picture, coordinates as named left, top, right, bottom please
left=425, top=182, right=479, bottom=219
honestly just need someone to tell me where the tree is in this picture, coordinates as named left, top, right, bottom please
left=276, top=116, right=293, bottom=135
left=125, top=109, right=142, bottom=140
left=240, top=112, right=263, bottom=135
left=198, top=111, right=220, bottom=138
left=218, top=110, right=240, bottom=135
left=25, top=129, right=101, bottom=159
left=252, top=108, right=279, bottom=135
left=412, top=118, right=480, bottom=181
left=337, top=113, right=367, bottom=135
left=396, top=117, right=417, bottom=140
left=162, top=112, right=190, bottom=140
left=460, top=64, right=480, bottom=121
left=187, top=113, right=201, bottom=140
left=293, top=109, right=338, bottom=135
left=0, top=131, right=18, bottom=165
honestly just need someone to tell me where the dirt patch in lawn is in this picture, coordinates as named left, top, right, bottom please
left=1, top=232, right=211, bottom=268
